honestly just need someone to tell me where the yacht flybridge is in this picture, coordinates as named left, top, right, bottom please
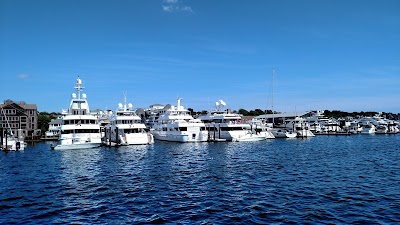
left=51, top=76, right=101, bottom=150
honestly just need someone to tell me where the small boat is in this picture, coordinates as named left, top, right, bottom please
left=232, top=131, right=267, bottom=142
left=1, top=108, right=25, bottom=151
left=375, top=125, right=388, bottom=134
left=360, top=123, right=376, bottom=134
left=1, top=133, right=25, bottom=151
left=271, top=128, right=297, bottom=138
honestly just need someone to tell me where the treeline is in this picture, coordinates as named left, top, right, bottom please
left=188, top=108, right=273, bottom=116
left=323, top=110, right=400, bottom=120
left=237, top=109, right=273, bottom=116
left=189, top=108, right=400, bottom=119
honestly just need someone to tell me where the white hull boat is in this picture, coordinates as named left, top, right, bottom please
left=271, top=129, right=297, bottom=138
left=151, top=98, right=208, bottom=143
left=153, top=131, right=207, bottom=142
left=52, top=142, right=100, bottom=150
left=233, top=132, right=267, bottom=142
left=105, top=93, right=154, bottom=145
left=1, top=138, right=25, bottom=151
left=52, top=76, right=102, bottom=150
left=199, top=100, right=269, bottom=142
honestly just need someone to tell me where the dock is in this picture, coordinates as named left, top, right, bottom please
left=314, top=132, right=351, bottom=136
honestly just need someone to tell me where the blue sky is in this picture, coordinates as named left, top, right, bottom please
left=1, top=0, right=399, bottom=113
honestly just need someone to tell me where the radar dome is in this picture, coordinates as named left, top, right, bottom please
left=82, top=93, right=87, bottom=99
left=128, top=103, right=133, bottom=109
left=72, top=93, right=77, bottom=99
left=118, top=103, right=123, bottom=108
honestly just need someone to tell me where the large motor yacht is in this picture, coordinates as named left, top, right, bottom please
left=105, top=93, right=154, bottom=145
left=198, top=100, right=271, bottom=141
left=151, top=98, right=208, bottom=142
left=52, top=76, right=102, bottom=150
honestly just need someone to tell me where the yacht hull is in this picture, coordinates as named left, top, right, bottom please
left=153, top=131, right=208, bottom=142
left=52, top=143, right=101, bottom=150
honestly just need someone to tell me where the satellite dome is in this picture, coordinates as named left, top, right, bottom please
left=118, top=103, right=123, bottom=109
left=82, top=93, right=87, bottom=99
left=72, top=93, right=77, bottom=99
left=128, top=103, right=133, bottom=109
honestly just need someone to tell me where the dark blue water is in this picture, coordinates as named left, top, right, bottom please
left=1, top=135, right=399, bottom=224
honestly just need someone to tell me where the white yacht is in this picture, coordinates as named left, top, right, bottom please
left=271, top=128, right=297, bottom=138
left=43, top=117, right=62, bottom=140
left=198, top=100, right=270, bottom=141
left=284, top=117, right=315, bottom=137
left=246, top=119, right=275, bottom=140
left=52, top=76, right=102, bottom=150
left=388, top=122, right=400, bottom=134
left=360, top=123, right=376, bottom=134
left=1, top=129, right=25, bottom=151
left=348, top=120, right=362, bottom=133
left=105, top=94, right=154, bottom=145
left=151, top=98, right=208, bottom=142
left=0, top=107, right=25, bottom=151
left=375, top=125, right=388, bottom=134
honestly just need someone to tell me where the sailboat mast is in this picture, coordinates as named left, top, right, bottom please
left=1, top=107, right=13, bottom=136
left=272, top=67, right=275, bottom=126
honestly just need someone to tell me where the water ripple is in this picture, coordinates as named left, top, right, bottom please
left=0, top=136, right=400, bottom=223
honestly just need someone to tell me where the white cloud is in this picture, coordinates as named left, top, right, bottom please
left=162, top=5, right=173, bottom=12
left=180, top=6, right=193, bottom=12
left=162, top=0, right=193, bottom=13
left=16, top=74, right=31, bottom=79
left=164, top=0, right=178, bottom=3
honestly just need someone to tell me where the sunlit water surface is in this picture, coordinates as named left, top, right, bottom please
left=1, top=135, right=399, bottom=224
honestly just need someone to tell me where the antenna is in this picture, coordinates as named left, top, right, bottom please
left=123, top=91, right=127, bottom=111
left=74, top=76, right=85, bottom=99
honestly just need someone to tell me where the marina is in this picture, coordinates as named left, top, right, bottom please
left=1, top=0, right=399, bottom=224
left=2, top=76, right=400, bottom=150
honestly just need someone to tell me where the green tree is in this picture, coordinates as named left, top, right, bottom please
left=238, top=108, right=249, bottom=116
left=37, top=111, right=58, bottom=135
left=187, top=108, right=194, bottom=115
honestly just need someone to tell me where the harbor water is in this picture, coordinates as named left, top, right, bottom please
left=1, top=135, right=399, bottom=224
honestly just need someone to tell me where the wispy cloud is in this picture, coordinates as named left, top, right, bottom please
left=16, top=73, right=31, bottom=79
left=162, top=0, right=193, bottom=13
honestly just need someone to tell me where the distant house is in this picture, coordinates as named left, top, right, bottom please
left=0, top=100, right=39, bottom=138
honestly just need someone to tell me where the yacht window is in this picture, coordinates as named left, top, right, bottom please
left=207, top=127, right=217, bottom=131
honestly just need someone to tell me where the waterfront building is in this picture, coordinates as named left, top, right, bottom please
left=0, top=100, right=39, bottom=138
